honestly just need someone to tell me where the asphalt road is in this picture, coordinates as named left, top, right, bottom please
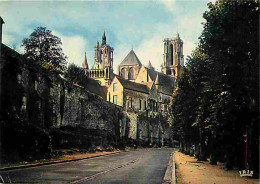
left=0, top=148, right=173, bottom=184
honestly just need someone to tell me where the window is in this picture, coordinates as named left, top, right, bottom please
left=121, top=68, right=126, bottom=79
left=139, top=99, right=142, bottom=110
left=128, top=67, right=134, bottom=80
left=144, top=100, right=146, bottom=110
left=108, top=93, right=111, bottom=102
left=128, top=97, right=133, bottom=108
left=113, top=83, right=117, bottom=92
left=113, top=95, right=118, bottom=105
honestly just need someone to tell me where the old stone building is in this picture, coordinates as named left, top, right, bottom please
left=161, top=33, right=184, bottom=78
left=82, top=32, right=184, bottom=145
left=83, top=32, right=114, bottom=86
left=118, top=49, right=142, bottom=81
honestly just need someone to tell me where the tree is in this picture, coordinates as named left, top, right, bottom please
left=200, top=0, right=259, bottom=171
left=64, top=63, right=86, bottom=85
left=170, top=0, right=259, bottom=175
left=22, top=27, right=67, bottom=73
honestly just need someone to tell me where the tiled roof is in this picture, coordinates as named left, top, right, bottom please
left=145, top=67, right=175, bottom=88
left=147, top=68, right=158, bottom=81
left=156, top=72, right=175, bottom=87
left=117, top=76, right=149, bottom=94
left=119, top=50, right=142, bottom=66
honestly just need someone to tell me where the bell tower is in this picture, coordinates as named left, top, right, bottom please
left=162, top=33, right=184, bottom=78
left=85, top=31, right=114, bottom=86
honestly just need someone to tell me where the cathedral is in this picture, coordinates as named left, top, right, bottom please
left=82, top=32, right=184, bottom=142
left=82, top=32, right=114, bottom=86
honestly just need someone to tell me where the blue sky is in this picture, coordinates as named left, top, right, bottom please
left=0, top=0, right=214, bottom=73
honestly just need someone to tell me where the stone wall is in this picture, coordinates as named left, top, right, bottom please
left=0, top=44, right=123, bottom=145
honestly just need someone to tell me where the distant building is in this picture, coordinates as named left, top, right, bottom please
left=83, top=32, right=184, bottom=143
left=83, top=32, right=114, bottom=86
left=161, top=33, right=184, bottom=78
left=118, top=49, right=142, bottom=81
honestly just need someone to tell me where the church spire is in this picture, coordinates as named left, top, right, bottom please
left=147, top=60, right=154, bottom=70
left=176, top=32, right=180, bottom=40
left=102, top=31, right=106, bottom=45
left=82, top=52, right=89, bottom=69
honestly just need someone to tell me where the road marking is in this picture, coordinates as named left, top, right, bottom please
left=71, top=159, right=138, bottom=184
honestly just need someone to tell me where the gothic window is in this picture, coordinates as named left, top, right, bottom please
left=144, top=100, right=146, bottom=110
left=113, top=95, right=118, bottom=105
left=121, top=68, right=126, bottom=79
left=128, top=67, right=134, bottom=80
left=139, top=99, right=142, bottom=110
left=170, top=44, right=173, bottom=65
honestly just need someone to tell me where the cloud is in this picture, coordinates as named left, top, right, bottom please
left=135, top=36, right=164, bottom=71
left=53, top=31, right=87, bottom=67
left=160, top=0, right=176, bottom=13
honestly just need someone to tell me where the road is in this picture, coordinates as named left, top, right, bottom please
left=0, top=148, right=173, bottom=183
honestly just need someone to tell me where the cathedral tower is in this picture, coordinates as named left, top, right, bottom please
left=83, top=32, right=114, bottom=86
left=161, top=33, right=184, bottom=78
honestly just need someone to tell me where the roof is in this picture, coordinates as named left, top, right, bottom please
left=147, top=60, right=154, bottom=69
left=147, top=68, right=158, bottom=81
left=145, top=67, right=175, bottom=96
left=145, top=67, right=175, bottom=87
left=1, top=43, right=24, bottom=62
left=155, top=73, right=175, bottom=96
left=84, top=77, right=107, bottom=99
left=156, top=72, right=175, bottom=87
left=142, top=82, right=154, bottom=89
left=119, top=50, right=142, bottom=66
left=116, top=76, right=149, bottom=94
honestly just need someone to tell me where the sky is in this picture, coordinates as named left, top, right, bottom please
left=0, top=0, right=214, bottom=73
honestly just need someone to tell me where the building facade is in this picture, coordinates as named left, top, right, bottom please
left=83, top=32, right=184, bottom=145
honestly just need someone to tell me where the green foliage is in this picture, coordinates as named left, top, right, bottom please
left=170, top=0, right=259, bottom=172
left=64, top=63, right=87, bottom=85
left=22, top=27, right=67, bottom=73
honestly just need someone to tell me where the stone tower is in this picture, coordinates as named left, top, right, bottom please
left=161, top=33, right=184, bottom=78
left=83, top=31, right=114, bottom=86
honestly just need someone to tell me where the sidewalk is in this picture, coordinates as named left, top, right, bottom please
left=174, top=151, right=259, bottom=184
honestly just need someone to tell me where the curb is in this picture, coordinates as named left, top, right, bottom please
left=0, top=151, right=122, bottom=172
left=172, top=151, right=177, bottom=184
left=162, top=152, right=173, bottom=184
